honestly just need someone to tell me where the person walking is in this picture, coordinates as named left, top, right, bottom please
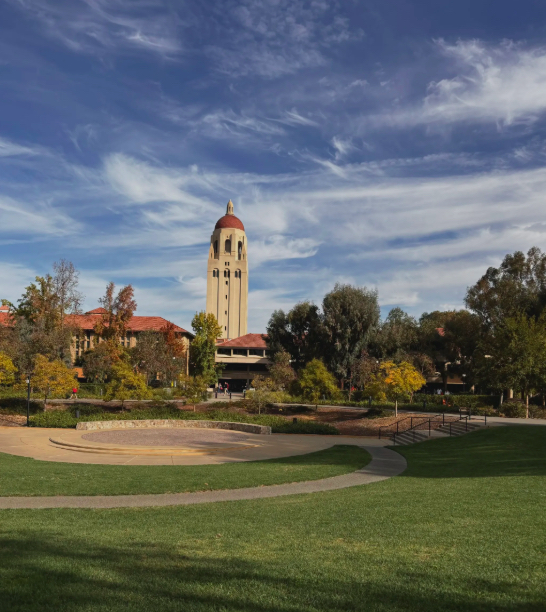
left=224, top=382, right=229, bottom=396
left=71, top=386, right=78, bottom=400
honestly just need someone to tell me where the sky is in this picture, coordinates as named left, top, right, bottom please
left=2, top=1, right=546, bottom=333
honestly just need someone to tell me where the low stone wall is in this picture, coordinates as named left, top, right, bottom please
left=75, top=419, right=271, bottom=435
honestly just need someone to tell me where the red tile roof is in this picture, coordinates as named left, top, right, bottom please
left=85, top=308, right=108, bottom=314
left=217, top=333, right=267, bottom=348
left=67, top=313, right=192, bottom=335
left=215, top=214, right=245, bottom=231
left=0, top=309, right=191, bottom=336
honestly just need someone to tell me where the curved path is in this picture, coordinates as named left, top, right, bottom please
left=0, top=446, right=406, bottom=510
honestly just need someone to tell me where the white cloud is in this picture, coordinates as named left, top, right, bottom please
left=250, top=235, right=320, bottom=267
left=10, top=0, right=183, bottom=57
left=0, top=136, right=39, bottom=157
left=364, top=40, right=546, bottom=131
left=0, top=195, right=78, bottom=237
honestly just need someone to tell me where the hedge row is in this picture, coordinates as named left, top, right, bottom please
left=29, top=406, right=340, bottom=435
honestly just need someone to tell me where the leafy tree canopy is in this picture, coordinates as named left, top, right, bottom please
left=322, top=283, right=380, bottom=386
left=266, top=302, right=323, bottom=371
left=190, top=312, right=223, bottom=384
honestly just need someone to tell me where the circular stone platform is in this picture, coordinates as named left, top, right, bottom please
left=50, top=426, right=263, bottom=456
left=81, top=428, right=254, bottom=449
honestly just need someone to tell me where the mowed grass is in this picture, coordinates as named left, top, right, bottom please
left=0, top=445, right=369, bottom=496
left=2, top=426, right=546, bottom=611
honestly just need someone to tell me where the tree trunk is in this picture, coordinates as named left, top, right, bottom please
left=526, top=394, right=529, bottom=419
left=395, top=399, right=398, bottom=417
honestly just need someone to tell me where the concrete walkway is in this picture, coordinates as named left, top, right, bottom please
left=0, top=445, right=406, bottom=509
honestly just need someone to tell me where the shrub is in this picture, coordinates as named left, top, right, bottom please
left=500, top=402, right=527, bottom=418
left=29, top=406, right=340, bottom=434
left=0, top=397, right=43, bottom=415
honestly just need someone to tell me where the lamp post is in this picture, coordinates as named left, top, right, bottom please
left=26, top=376, right=31, bottom=427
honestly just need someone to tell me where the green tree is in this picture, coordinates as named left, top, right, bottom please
left=3, top=261, right=84, bottom=365
left=179, top=374, right=209, bottom=412
left=296, top=359, right=339, bottom=407
left=266, top=302, right=323, bottom=371
left=372, top=308, right=419, bottom=360
left=104, top=362, right=151, bottom=407
left=322, top=284, right=380, bottom=390
left=0, top=352, right=17, bottom=385
left=189, top=312, right=223, bottom=384
left=32, top=354, right=76, bottom=405
left=465, top=247, right=546, bottom=329
left=248, top=375, right=278, bottom=415
left=82, top=341, right=120, bottom=384
left=268, top=350, right=296, bottom=391
left=475, top=313, right=546, bottom=417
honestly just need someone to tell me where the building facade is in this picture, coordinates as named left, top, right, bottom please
left=206, top=200, right=248, bottom=340
left=0, top=305, right=193, bottom=374
left=215, top=333, right=271, bottom=392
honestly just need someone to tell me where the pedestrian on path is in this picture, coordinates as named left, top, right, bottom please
left=70, top=387, right=78, bottom=400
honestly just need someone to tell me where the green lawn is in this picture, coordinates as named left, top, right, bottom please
left=2, top=426, right=546, bottom=611
left=0, top=445, right=369, bottom=497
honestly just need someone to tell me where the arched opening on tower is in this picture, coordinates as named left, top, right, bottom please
left=214, top=240, right=218, bottom=257
left=238, top=241, right=243, bottom=260
left=225, top=239, right=231, bottom=253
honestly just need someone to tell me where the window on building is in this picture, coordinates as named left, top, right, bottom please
left=232, top=349, right=248, bottom=356
left=225, top=239, right=231, bottom=253
left=238, top=241, right=243, bottom=260
left=214, top=240, right=218, bottom=256
left=217, top=348, right=231, bottom=356
left=249, top=364, right=268, bottom=372
left=226, top=281, right=228, bottom=285
left=249, top=349, right=265, bottom=357
left=225, top=310, right=227, bottom=314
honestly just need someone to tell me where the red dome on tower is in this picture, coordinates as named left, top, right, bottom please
left=214, top=200, right=245, bottom=231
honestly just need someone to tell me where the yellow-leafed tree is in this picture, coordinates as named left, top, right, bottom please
left=0, top=352, right=17, bottom=386
left=32, top=354, right=76, bottom=405
left=381, top=361, right=426, bottom=416
left=104, top=362, right=151, bottom=407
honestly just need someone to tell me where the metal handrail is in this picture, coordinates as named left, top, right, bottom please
left=379, top=413, right=446, bottom=440
left=392, top=415, right=471, bottom=445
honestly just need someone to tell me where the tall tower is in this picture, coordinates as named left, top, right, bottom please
left=206, top=200, right=248, bottom=339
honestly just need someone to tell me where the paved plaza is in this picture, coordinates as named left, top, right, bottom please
left=0, top=425, right=389, bottom=466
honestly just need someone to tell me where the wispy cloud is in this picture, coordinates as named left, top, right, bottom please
left=205, top=0, right=362, bottom=78
left=362, top=39, right=546, bottom=132
left=10, top=0, right=183, bottom=57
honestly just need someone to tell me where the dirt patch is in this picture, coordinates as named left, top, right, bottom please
left=0, top=414, right=27, bottom=427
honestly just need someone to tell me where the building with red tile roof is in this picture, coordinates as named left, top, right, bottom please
left=0, top=305, right=192, bottom=372
left=215, top=333, right=271, bottom=391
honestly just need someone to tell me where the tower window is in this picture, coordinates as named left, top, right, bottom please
left=238, top=241, right=243, bottom=260
left=225, top=239, right=231, bottom=253
left=226, top=281, right=228, bottom=285
left=214, top=240, right=218, bottom=256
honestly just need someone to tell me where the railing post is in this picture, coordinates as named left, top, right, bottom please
left=443, top=412, right=445, bottom=425
left=411, top=417, right=413, bottom=429
left=429, top=419, right=431, bottom=436
left=465, top=418, right=468, bottom=432
left=397, top=421, right=399, bottom=434
left=450, top=422, right=452, bottom=436
left=485, top=413, right=487, bottom=425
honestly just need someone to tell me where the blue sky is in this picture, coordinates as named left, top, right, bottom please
left=2, top=1, right=546, bottom=332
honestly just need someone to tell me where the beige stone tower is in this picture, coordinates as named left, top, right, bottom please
left=206, top=200, right=248, bottom=339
